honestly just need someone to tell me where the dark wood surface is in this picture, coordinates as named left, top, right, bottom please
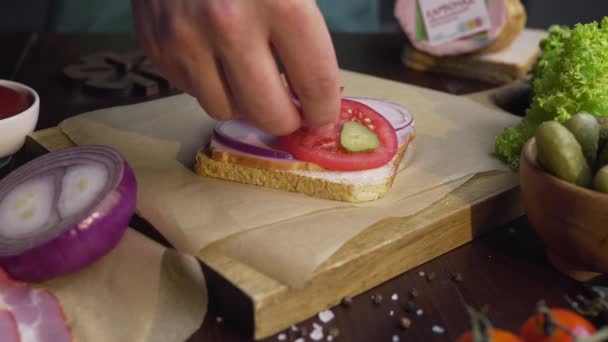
left=1, top=32, right=604, bottom=342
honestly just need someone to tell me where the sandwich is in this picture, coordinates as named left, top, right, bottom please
left=194, top=97, right=415, bottom=202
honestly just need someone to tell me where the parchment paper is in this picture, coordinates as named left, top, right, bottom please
left=58, top=70, right=520, bottom=287
left=42, top=229, right=207, bottom=342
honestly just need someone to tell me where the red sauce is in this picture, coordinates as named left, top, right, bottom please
left=0, top=85, right=31, bottom=120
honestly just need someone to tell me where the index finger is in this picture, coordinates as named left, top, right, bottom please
left=269, top=2, right=341, bottom=130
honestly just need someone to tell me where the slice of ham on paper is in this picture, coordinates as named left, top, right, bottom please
left=0, top=268, right=72, bottom=342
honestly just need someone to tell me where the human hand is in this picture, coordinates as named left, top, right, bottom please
left=131, top=0, right=341, bottom=135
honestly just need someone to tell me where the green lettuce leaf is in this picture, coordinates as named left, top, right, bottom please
left=495, top=17, right=608, bottom=169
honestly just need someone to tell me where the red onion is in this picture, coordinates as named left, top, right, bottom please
left=0, top=146, right=136, bottom=282
left=214, top=120, right=295, bottom=160
left=346, top=97, right=414, bottom=131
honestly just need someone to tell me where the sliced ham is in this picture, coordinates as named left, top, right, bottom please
left=0, top=308, right=20, bottom=342
left=0, top=268, right=72, bottom=342
left=395, top=0, right=526, bottom=56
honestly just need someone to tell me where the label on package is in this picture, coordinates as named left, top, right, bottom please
left=417, top=0, right=491, bottom=46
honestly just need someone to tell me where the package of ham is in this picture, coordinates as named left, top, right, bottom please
left=395, top=0, right=526, bottom=56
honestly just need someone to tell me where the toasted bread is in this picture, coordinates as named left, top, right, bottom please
left=194, top=132, right=415, bottom=203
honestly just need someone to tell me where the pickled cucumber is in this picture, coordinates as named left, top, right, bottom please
left=340, top=121, right=380, bottom=152
left=597, top=142, right=608, bottom=169
left=535, top=121, right=592, bottom=187
left=593, top=165, right=608, bottom=193
left=563, top=113, right=599, bottom=166
left=597, top=116, right=608, bottom=142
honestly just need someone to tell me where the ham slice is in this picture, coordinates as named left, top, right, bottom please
left=395, top=0, right=526, bottom=56
left=0, top=268, right=72, bottom=342
left=0, top=308, right=20, bottom=342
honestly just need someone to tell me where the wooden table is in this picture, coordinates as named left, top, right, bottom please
left=1, top=32, right=603, bottom=341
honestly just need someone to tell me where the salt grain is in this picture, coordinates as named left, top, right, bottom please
left=318, top=309, right=335, bottom=323
left=327, top=336, right=334, bottom=342
left=391, top=293, right=399, bottom=301
left=310, top=327, right=324, bottom=341
left=432, top=325, right=445, bottom=334
left=295, top=338, right=306, bottom=342
left=392, top=335, right=400, bottom=342
left=390, top=310, right=395, bottom=316
left=416, top=308, right=424, bottom=316
left=419, top=271, right=425, bottom=277
left=313, top=323, right=323, bottom=331
left=278, top=333, right=287, bottom=341
left=291, top=325, right=299, bottom=332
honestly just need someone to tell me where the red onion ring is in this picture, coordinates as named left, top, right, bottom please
left=345, top=97, right=414, bottom=131
left=214, top=120, right=295, bottom=160
left=0, top=146, right=136, bottom=282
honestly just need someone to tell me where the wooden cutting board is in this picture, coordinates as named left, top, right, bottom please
left=30, top=83, right=526, bottom=340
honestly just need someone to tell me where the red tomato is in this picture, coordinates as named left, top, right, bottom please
left=282, top=98, right=398, bottom=171
left=520, top=308, right=596, bottom=342
left=457, top=330, right=524, bottom=342
left=0, top=86, right=29, bottom=120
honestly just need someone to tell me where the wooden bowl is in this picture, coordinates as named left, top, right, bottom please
left=520, top=138, right=608, bottom=282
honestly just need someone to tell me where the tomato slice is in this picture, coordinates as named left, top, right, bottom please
left=282, top=98, right=398, bottom=171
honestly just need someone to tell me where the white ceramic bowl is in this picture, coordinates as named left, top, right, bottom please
left=0, top=80, right=40, bottom=163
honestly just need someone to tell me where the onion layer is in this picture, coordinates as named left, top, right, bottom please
left=0, top=146, right=137, bottom=282
left=346, top=97, right=414, bottom=131
left=214, top=120, right=295, bottom=160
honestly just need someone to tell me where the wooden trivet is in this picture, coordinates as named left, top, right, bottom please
left=63, top=51, right=174, bottom=97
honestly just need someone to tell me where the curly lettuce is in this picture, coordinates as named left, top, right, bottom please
left=495, top=17, right=608, bottom=169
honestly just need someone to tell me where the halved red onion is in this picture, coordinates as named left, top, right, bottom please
left=0, top=146, right=136, bottom=282
left=214, top=120, right=295, bottom=160
left=345, top=97, right=414, bottom=131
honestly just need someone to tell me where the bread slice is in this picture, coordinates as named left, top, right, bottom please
left=194, top=132, right=415, bottom=203
left=401, top=29, right=546, bottom=84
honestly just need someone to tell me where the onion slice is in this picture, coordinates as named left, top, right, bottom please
left=214, top=120, right=295, bottom=160
left=345, top=97, right=414, bottom=131
left=0, top=146, right=137, bottom=282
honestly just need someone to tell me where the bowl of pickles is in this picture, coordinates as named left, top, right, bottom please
left=520, top=113, right=608, bottom=282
